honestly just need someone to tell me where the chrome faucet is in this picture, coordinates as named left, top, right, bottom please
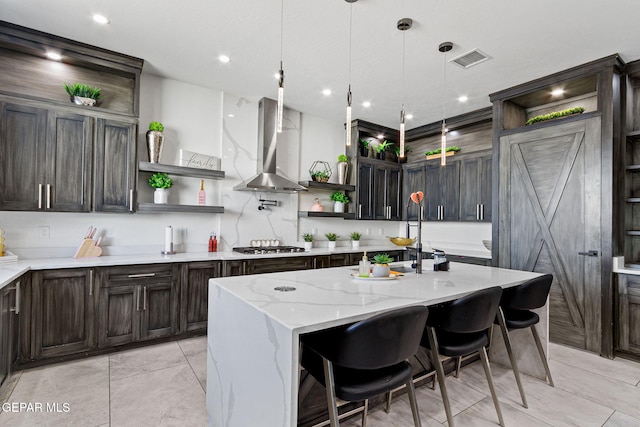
left=406, top=197, right=423, bottom=274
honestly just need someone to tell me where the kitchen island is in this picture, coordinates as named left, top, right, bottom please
left=206, top=260, right=544, bottom=427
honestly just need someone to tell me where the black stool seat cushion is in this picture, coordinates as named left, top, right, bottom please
left=501, top=308, right=539, bottom=329
left=301, top=346, right=412, bottom=401
left=421, top=330, right=489, bottom=357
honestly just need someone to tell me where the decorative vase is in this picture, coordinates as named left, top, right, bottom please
left=337, top=161, right=348, bottom=185
left=334, top=201, right=344, bottom=213
left=304, top=241, right=313, bottom=252
left=311, top=198, right=324, bottom=212
left=146, top=130, right=165, bottom=163
left=372, top=264, right=390, bottom=277
left=154, top=188, right=169, bottom=204
left=72, top=96, right=96, bottom=106
left=351, top=240, right=360, bottom=250
left=328, top=241, right=336, bottom=250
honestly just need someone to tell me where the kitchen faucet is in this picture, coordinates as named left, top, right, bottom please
left=406, top=196, right=423, bottom=274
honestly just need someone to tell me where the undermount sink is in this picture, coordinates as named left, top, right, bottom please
left=389, top=265, right=415, bottom=273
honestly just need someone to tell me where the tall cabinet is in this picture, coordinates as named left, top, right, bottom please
left=0, top=21, right=143, bottom=213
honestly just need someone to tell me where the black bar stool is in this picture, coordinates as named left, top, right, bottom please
left=422, top=287, right=505, bottom=427
left=300, top=305, right=428, bottom=427
left=494, top=274, right=555, bottom=409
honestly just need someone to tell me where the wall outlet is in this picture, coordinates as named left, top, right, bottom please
left=378, top=228, right=383, bottom=236
left=39, top=226, right=50, bottom=239
left=365, top=228, right=370, bottom=235
left=312, top=228, right=317, bottom=235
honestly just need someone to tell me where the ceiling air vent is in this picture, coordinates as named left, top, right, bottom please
left=449, top=48, right=491, bottom=69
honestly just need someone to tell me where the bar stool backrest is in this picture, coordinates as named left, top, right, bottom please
left=502, top=274, right=553, bottom=311
left=433, top=286, right=503, bottom=333
left=328, top=306, right=429, bottom=370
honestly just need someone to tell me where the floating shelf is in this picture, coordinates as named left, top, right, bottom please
left=137, top=203, right=224, bottom=214
left=626, top=198, right=640, bottom=203
left=626, top=165, right=640, bottom=172
left=298, top=211, right=355, bottom=219
left=298, top=181, right=355, bottom=192
left=138, top=162, right=225, bottom=180
left=626, top=230, right=640, bottom=236
left=626, top=130, right=640, bottom=142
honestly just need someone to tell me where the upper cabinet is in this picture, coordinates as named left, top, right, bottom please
left=459, top=152, right=492, bottom=222
left=0, top=21, right=143, bottom=213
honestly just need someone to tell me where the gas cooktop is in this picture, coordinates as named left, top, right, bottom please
left=233, top=246, right=306, bottom=255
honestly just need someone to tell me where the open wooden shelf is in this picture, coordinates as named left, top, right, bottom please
left=298, top=181, right=355, bottom=192
left=138, top=162, right=225, bottom=180
left=298, top=211, right=355, bottom=219
left=137, top=203, right=224, bottom=214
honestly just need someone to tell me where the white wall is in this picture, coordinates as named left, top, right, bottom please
left=1, top=74, right=490, bottom=258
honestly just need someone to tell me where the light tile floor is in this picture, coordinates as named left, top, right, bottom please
left=0, top=338, right=639, bottom=426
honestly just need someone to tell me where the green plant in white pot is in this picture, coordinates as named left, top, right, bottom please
left=330, top=191, right=350, bottom=213
left=371, top=253, right=393, bottom=277
left=325, top=233, right=339, bottom=250
left=148, top=172, right=172, bottom=204
left=350, top=231, right=361, bottom=250
left=302, top=233, right=314, bottom=252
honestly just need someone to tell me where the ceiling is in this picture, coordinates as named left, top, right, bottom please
left=2, top=0, right=640, bottom=130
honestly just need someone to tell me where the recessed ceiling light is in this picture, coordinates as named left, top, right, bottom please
left=362, top=101, right=371, bottom=108
left=218, top=55, right=230, bottom=63
left=322, top=89, right=331, bottom=96
left=46, top=52, right=62, bottom=61
left=405, top=114, right=413, bottom=120
left=92, top=14, right=110, bottom=25
left=227, top=114, right=235, bottom=118
left=274, top=72, right=280, bottom=80
left=458, top=95, right=468, bottom=102
left=551, top=89, right=564, bottom=96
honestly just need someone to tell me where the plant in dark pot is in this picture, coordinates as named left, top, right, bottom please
left=64, top=82, right=102, bottom=106
left=394, top=145, right=410, bottom=163
left=148, top=172, right=172, bottom=204
left=147, top=121, right=165, bottom=163
left=358, top=139, right=370, bottom=157
left=376, top=140, right=392, bottom=160
left=330, top=191, right=350, bottom=213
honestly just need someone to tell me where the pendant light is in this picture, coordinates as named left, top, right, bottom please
left=345, top=0, right=357, bottom=147
left=397, top=18, right=412, bottom=159
left=276, top=0, right=285, bottom=133
left=439, top=42, right=452, bottom=166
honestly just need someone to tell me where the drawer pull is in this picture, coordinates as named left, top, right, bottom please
left=9, top=281, right=20, bottom=314
left=127, top=273, right=156, bottom=278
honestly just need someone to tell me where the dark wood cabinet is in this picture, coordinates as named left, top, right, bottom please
left=459, top=152, right=492, bottom=222
left=356, top=158, right=402, bottom=220
left=426, top=161, right=460, bottom=221
left=180, top=261, right=222, bottom=332
left=244, top=256, right=315, bottom=275
left=0, top=278, right=20, bottom=389
left=97, top=264, right=178, bottom=347
left=403, top=162, right=427, bottom=221
left=0, top=103, right=92, bottom=212
left=617, top=274, right=640, bottom=355
left=31, top=269, right=95, bottom=359
left=356, top=161, right=374, bottom=220
left=94, top=118, right=137, bottom=213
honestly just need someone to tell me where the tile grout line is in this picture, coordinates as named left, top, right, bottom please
left=600, top=410, right=616, bottom=427
left=177, top=339, right=206, bottom=394
left=108, top=353, right=112, bottom=427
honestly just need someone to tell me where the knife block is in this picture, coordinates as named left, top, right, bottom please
left=74, top=238, right=102, bottom=258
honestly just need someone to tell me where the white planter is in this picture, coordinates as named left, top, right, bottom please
left=372, top=264, right=390, bottom=277
left=328, top=241, right=336, bottom=250
left=154, top=188, right=169, bottom=204
left=304, top=241, right=313, bottom=252
left=351, top=240, right=360, bottom=250
left=334, top=201, right=344, bottom=213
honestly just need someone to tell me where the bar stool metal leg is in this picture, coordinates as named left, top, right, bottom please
left=479, top=347, right=505, bottom=427
left=426, top=326, right=455, bottom=427
left=496, top=307, right=528, bottom=408
left=406, top=378, right=422, bottom=427
left=322, top=358, right=340, bottom=427
left=531, top=324, right=554, bottom=387
left=361, top=399, right=368, bottom=427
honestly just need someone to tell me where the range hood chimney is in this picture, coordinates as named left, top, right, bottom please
left=233, top=98, right=307, bottom=193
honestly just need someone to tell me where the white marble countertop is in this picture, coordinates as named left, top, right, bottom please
left=613, top=256, right=640, bottom=275
left=0, top=244, right=407, bottom=290
left=210, top=260, right=541, bottom=334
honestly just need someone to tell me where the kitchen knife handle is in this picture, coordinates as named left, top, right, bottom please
left=38, top=184, right=43, bottom=209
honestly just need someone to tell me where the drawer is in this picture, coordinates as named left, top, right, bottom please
left=98, top=264, right=177, bottom=286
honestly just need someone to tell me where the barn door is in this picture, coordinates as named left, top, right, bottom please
left=499, top=117, right=602, bottom=352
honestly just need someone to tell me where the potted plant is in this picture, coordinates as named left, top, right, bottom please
left=325, top=233, right=339, bottom=250
left=330, top=191, right=350, bottom=213
left=63, top=82, right=102, bottom=106
left=394, top=145, right=410, bottom=163
left=310, top=170, right=330, bottom=183
left=525, top=106, right=585, bottom=126
left=359, top=139, right=370, bottom=157
left=349, top=231, right=361, bottom=250
left=425, top=145, right=461, bottom=160
left=371, top=253, right=394, bottom=277
left=302, top=233, right=314, bottom=252
left=148, top=172, right=172, bottom=204
left=376, top=140, right=392, bottom=160
left=337, top=154, right=349, bottom=185
left=147, top=121, right=165, bottom=163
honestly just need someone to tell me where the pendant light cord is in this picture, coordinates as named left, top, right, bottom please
left=402, top=31, right=406, bottom=111
left=280, top=0, right=284, bottom=63
left=441, top=48, right=447, bottom=123
left=348, top=3, right=353, bottom=86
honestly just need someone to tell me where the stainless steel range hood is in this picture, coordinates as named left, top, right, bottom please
left=233, top=98, right=307, bottom=193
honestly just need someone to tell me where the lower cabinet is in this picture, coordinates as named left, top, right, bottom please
left=244, top=256, right=315, bottom=275
left=180, top=261, right=222, bottom=332
left=0, top=277, right=20, bottom=389
left=617, top=273, right=640, bottom=355
left=97, top=264, right=178, bottom=347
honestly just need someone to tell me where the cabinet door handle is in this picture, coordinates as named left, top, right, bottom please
left=420, top=206, right=424, bottom=221
left=46, top=184, right=51, bottom=209
left=143, top=286, right=147, bottom=310
left=89, top=270, right=94, bottom=296
left=358, top=204, right=362, bottom=219
left=480, top=204, right=485, bottom=220
left=128, top=273, right=156, bottom=278
left=38, top=184, right=43, bottom=209
left=578, top=250, right=598, bottom=257
left=129, top=189, right=134, bottom=212
left=136, top=287, right=141, bottom=311
left=9, top=281, right=20, bottom=315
